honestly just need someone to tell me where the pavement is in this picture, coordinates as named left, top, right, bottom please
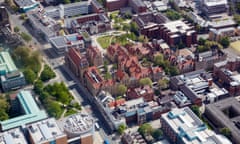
left=8, top=10, right=117, bottom=144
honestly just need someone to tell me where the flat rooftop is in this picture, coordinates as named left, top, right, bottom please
left=162, top=20, right=192, bottom=34
left=0, top=128, right=27, bottom=144
left=0, top=51, right=17, bottom=74
left=203, top=0, right=227, bottom=7
left=14, top=0, right=37, bottom=7
left=205, top=97, right=240, bottom=143
left=162, top=107, right=231, bottom=144
left=50, top=33, right=84, bottom=48
left=62, top=113, right=95, bottom=135
left=27, top=118, right=66, bottom=144
left=0, top=90, right=47, bottom=131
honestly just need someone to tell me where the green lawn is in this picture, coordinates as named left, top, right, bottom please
left=97, top=33, right=136, bottom=49
left=97, top=35, right=112, bottom=49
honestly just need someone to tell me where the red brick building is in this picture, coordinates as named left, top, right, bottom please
left=105, top=0, right=128, bottom=11
left=213, top=58, right=240, bottom=96
left=158, top=20, right=197, bottom=47
left=128, top=0, right=147, bottom=13
left=65, top=48, right=89, bottom=82
left=91, top=0, right=104, bottom=13
left=105, top=0, right=146, bottom=13
left=127, top=85, right=154, bottom=102
left=86, top=46, right=103, bottom=66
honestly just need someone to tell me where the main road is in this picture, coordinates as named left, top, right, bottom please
left=8, top=9, right=116, bottom=144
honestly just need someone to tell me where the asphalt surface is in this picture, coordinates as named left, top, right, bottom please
left=8, top=10, right=117, bottom=144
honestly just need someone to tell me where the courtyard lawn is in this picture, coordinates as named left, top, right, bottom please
left=97, top=35, right=112, bottom=49
left=230, top=41, right=240, bottom=53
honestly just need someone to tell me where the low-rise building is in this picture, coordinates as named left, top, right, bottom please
left=0, top=128, right=28, bottom=144
left=170, top=70, right=213, bottom=105
left=0, top=90, right=47, bottom=131
left=84, top=66, right=104, bottom=96
left=201, top=0, right=228, bottom=18
left=58, top=113, right=95, bottom=144
left=161, top=107, right=232, bottom=144
left=205, top=97, right=240, bottom=144
left=45, top=1, right=90, bottom=19
left=95, top=91, right=126, bottom=131
left=128, top=0, right=147, bottom=13
left=0, top=51, right=25, bottom=92
left=159, top=20, right=197, bottom=47
left=213, top=58, right=240, bottom=96
left=121, top=131, right=147, bottom=144
left=91, top=0, right=104, bottom=13
left=133, top=12, right=168, bottom=39
left=195, top=49, right=227, bottom=70
left=105, top=0, right=128, bottom=11
left=86, top=46, right=103, bottom=67
left=65, top=47, right=89, bottom=82
left=27, top=118, right=67, bottom=144
left=209, top=27, right=236, bottom=41
left=50, top=33, right=85, bottom=55
left=127, top=85, right=154, bottom=102
left=14, top=0, right=39, bottom=12
left=26, top=10, right=61, bottom=41
left=67, top=13, right=111, bottom=35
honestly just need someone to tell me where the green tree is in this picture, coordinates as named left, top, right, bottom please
left=138, top=123, right=153, bottom=135
left=46, top=101, right=62, bottom=118
left=117, top=84, right=127, bottom=96
left=40, top=65, right=56, bottom=82
left=139, top=77, right=152, bottom=86
left=33, top=79, right=44, bottom=94
left=151, top=129, right=163, bottom=140
left=138, top=35, right=149, bottom=43
left=191, top=105, right=201, bottom=118
left=63, top=0, right=70, bottom=3
left=117, top=124, right=127, bottom=135
left=158, top=77, right=169, bottom=90
left=198, top=37, right=206, bottom=45
left=14, top=26, right=20, bottom=33
left=169, top=66, right=179, bottom=76
left=23, top=69, right=36, bottom=84
left=154, top=54, right=164, bottom=66
left=130, top=22, right=139, bottom=36
left=166, top=9, right=181, bottom=20
left=20, top=32, right=32, bottom=43
left=234, top=14, right=240, bottom=25
left=220, top=127, right=231, bottom=138
left=58, top=91, right=70, bottom=105
left=0, top=109, right=9, bottom=121
left=104, top=72, right=112, bottom=80
left=12, top=46, right=41, bottom=74
left=219, top=37, right=230, bottom=48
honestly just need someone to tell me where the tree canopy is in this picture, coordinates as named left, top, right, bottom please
left=158, top=77, right=169, bottom=90
left=165, top=9, right=181, bottom=20
left=138, top=123, right=153, bottom=135
left=20, top=32, right=32, bottom=42
left=117, top=124, right=127, bottom=135
left=220, top=127, right=231, bottom=138
left=12, top=46, right=41, bottom=74
left=23, top=69, right=36, bottom=84
left=40, top=64, right=56, bottom=82
left=219, top=37, right=230, bottom=48
left=117, top=84, right=127, bottom=96
left=139, top=77, right=152, bottom=86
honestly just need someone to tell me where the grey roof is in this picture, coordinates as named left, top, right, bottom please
left=205, top=97, right=240, bottom=143
left=14, top=0, right=37, bottom=7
